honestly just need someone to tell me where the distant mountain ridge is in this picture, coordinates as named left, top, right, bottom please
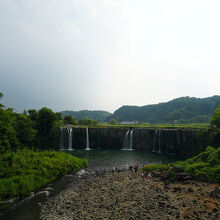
left=107, top=96, right=220, bottom=124
left=60, top=110, right=112, bottom=122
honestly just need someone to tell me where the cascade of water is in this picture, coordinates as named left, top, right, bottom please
left=122, top=130, right=133, bottom=150
left=60, top=127, right=64, bottom=150
left=122, top=130, right=130, bottom=149
left=85, top=127, right=91, bottom=150
left=152, top=129, right=158, bottom=152
left=130, top=130, right=133, bottom=149
left=68, top=128, right=73, bottom=150
left=158, top=129, right=162, bottom=153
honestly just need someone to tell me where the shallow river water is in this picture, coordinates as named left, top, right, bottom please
left=0, top=149, right=183, bottom=220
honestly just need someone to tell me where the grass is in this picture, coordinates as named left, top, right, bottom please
left=69, top=123, right=210, bottom=129
left=142, top=146, right=220, bottom=182
left=0, top=149, right=88, bottom=201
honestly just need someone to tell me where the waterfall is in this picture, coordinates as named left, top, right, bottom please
left=152, top=129, right=162, bottom=153
left=152, top=129, right=158, bottom=152
left=122, top=130, right=130, bottom=149
left=122, top=129, right=133, bottom=151
left=158, top=129, right=162, bottom=153
left=85, top=127, right=91, bottom=150
left=130, top=130, right=133, bottom=149
left=67, top=128, right=73, bottom=150
left=60, top=127, right=64, bottom=150
left=170, top=129, right=176, bottom=153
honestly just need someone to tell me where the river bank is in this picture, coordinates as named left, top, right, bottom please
left=0, top=149, right=88, bottom=203
left=40, top=170, right=220, bottom=220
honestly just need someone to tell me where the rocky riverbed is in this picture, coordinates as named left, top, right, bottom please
left=40, top=170, right=220, bottom=220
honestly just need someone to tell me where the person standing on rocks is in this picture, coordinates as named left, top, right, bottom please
left=140, top=170, right=145, bottom=181
left=134, top=164, right=139, bottom=173
left=146, top=172, right=151, bottom=180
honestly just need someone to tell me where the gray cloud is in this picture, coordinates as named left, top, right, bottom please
left=0, top=0, right=220, bottom=112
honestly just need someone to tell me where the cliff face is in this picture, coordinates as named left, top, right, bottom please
left=60, top=127, right=209, bottom=157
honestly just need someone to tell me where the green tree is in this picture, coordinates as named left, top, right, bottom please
left=36, top=107, right=58, bottom=147
left=78, top=118, right=98, bottom=126
left=109, top=118, right=118, bottom=125
left=63, top=115, right=76, bottom=124
left=0, top=92, right=4, bottom=108
left=56, top=112, right=62, bottom=120
left=0, top=108, right=19, bottom=152
left=28, top=109, right=39, bottom=126
left=210, top=106, right=220, bottom=147
left=211, top=106, right=220, bottom=128
left=14, top=113, right=37, bottom=146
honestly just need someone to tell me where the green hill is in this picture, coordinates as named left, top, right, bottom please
left=107, top=96, right=220, bottom=124
left=60, top=110, right=112, bottom=122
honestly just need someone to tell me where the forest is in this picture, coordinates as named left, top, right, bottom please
left=60, top=110, right=112, bottom=122
left=0, top=92, right=88, bottom=201
left=0, top=92, right=61, bottom=153
left=107, top=96, right=220, bottom=124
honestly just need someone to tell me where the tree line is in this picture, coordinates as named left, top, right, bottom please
left=60, top=110, right=112, bottom=122
left=0, top=92, right=61, bottom=153
left=107, top=96, right=220, bottom=124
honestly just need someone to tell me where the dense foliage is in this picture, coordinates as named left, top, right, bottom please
left=78, top=118, right=98, bottom=126
left=0, top=149, right=88, bottom=201
left=142, top=146, right=220, bottom=182
left=211, top=106, right=220, bottom=128
left=60, top=110, right=112, bottom=122
left=107, top=96, right=220, bottom=124
left=0, top=93, right=88, bottom=202
left=0, top=93, right=61, bottom=153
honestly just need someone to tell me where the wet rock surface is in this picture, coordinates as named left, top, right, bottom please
left=40, top=170, right=220, bottom=220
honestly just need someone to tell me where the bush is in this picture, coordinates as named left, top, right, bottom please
left=142, top=146, right=220, bottom=182
left=142, top=164, right=169, bottom=172
left=0, top=149, right=88, bottom=201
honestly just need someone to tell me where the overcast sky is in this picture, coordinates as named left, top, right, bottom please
left=0, top=0, right=220, bottom=113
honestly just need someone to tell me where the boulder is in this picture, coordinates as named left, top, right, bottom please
left=172, top=166, right=185, bottom=173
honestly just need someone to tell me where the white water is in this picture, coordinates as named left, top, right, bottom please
left=85, top=127, right=91, bottom=150
left=130, top=130, right=133, bottom=149
left=68, top=128, right=73, bottom=150
left=122, top=130, right=133, bottom=151
left=158, top=129, right=162, bottom=153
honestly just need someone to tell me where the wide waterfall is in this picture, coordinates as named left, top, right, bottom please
left=85, top=127, right=91, bottom=150
left=122, top=129, right=133, bottom=151
left=58, top=127, right=204, bottom=156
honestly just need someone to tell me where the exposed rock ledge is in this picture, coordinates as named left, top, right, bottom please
left=40, top=170, right=220, bottom=220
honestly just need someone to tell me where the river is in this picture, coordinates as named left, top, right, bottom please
left=0, top=149, right=183, bottom=220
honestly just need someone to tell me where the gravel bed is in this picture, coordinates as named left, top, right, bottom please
left=40, top=170, right=220, bottom=220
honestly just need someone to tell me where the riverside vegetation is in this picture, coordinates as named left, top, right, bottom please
left=0, top=149, right=88, bottom=201
left=142, top=146, right=220, bottom=182
left=1, top=91, right=220, bottom=205
left=0, top=92, right=88, bottom=202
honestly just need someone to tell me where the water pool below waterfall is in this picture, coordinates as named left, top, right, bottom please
left=0, top=149, right=183, bottom=220
left=68, top=149, right=184, bottom=171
